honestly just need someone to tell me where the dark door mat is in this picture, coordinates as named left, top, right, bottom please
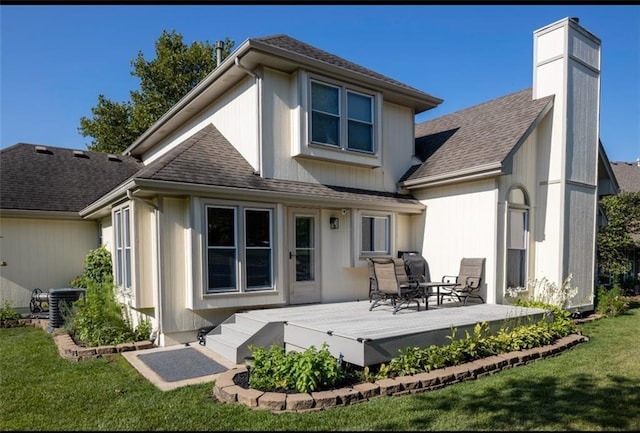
left=137, top=347, right=228, bottom=382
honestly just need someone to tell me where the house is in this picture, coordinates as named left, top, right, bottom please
left=609, top=158, right=640, bottom=283
left=0, top=17, right=618, bottom=347
left=0, top=145, right=141, bottom=313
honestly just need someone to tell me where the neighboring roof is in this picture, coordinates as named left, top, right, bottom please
left=131, top=124, right=420, bottom=207
left=0, top=144, right=142, bottom=213
left=403, top=88, right=554, bottom=186
left=611, top=160, right=640, bottom=192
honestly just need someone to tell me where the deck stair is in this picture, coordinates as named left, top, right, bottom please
left=204, top=312, right=285, bottom=364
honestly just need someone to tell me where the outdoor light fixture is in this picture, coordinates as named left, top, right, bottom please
left=329, top=217, right=339, bottom=229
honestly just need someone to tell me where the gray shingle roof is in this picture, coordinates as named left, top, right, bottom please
left=405, top=88, right=554, bottom=183
left=0, top=144, right=142, bottom=213
left=136, top=124, right=419, bottom=206
left=253, top=34, right=436, bottom=98
left=611, top=161, right=640, bottom=192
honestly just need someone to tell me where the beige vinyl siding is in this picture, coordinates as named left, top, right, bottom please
left=564, top=185, right=596, bottom=309
left=566, top=62, right=599, bottom=185
left=264, top=67, right=415, bottom=193
left=413, top=179, right=499, bottom=304
left=0, top=217, right=98, bottom=312
left=141, top=76, right=258, bottom=169
left=132, top=201, right=154, bottom=308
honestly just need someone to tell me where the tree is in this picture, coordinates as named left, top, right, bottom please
left=79, top=31, right=234, bottom=154
left=596, top=191, right=640, bottom=278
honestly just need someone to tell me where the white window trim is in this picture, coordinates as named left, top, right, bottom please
left=352, top=210, right=396, bottom=264
left=293, top=71, right=382, bottom=168
left=309, top=77, right=376, bottom=154
left=204, top=201, right=276, bottom=295
left=113, top=205, right=132, bottom=291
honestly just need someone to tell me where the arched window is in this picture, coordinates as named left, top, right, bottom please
left=507, top=187, right=529, bottom=289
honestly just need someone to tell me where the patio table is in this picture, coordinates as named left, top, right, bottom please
left=417, top=282, right=458, bottom=309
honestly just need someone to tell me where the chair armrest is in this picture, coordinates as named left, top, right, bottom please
left=442, top=275, right=458, bottom=284
left=464, top=277, right=481, bottom=289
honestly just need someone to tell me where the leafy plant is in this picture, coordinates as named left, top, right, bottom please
left=64, top=246, right=151, bottom=346
left=248, top=343, right=346, bottom=393
left=595, top=284, right=629, bottom=317
left=0, top=299, right=21, bottom=321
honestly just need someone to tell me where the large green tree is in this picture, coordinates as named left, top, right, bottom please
left=79, top=31, right=234, bottom=154
left=596, top=191, right=640, bottom=277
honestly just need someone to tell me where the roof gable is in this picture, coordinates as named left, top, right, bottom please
left=405, top=88, right=553, bottom=185
left=252, top=34, right=431, bottom=96
left=132, top=124, right=420, bottom=207
left=0, top=144, right=142, bottom=213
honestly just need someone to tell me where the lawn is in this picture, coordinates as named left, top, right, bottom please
left=1, top=301, right=639, bottom=431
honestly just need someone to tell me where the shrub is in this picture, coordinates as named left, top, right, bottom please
left=595, top=284, right=629, bottom=317
left=248, top=343, right=346, bottom=393
left=64, top=246, right=151, bottom=346
left=0, top=299, right=22, bottom=321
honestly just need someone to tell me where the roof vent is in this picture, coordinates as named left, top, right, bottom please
left=636, top=157, right=639, bottom=167
left=73, top=150, right=88, bottom=158
left=570, top=17, right=580, bottom=23
left=35, top=145, right=50, bottom=154
left=107, top=154, right=121, bottom=162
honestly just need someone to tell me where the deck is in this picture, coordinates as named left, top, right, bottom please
left=235, top=300, right=549, bottom=367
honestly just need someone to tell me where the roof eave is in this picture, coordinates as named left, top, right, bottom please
left=0, top=209, right=86, bottom=221
left=400, top=163, right=503, bottom=190
left=134, top=178, right=425, bottom=214
left=79, top=180, right=137, bottom=219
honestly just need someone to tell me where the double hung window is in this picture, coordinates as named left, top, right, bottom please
left=310, top=79, right=374, bottom=153
left=206, top=205, right=273, bottom=293
left=114, top=207, right=131, bottom=290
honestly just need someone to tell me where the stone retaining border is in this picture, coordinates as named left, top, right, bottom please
left=0, top=318, right=155, bottom=361
left=213, top=333, right=589, bottom=413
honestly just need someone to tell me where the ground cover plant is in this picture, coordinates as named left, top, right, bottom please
left=2, top=297, right=639, bottom=431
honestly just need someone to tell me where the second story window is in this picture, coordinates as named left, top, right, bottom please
left=310, top=79, right=374, bottom=153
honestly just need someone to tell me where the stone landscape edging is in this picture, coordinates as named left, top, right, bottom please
left=1, top=318, right=155, bottom=361
left=212, top=333, right=589, bottom=413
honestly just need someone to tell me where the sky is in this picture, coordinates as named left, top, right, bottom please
left=1, top=4, right=639, bottom=163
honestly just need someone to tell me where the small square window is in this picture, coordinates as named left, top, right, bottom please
left=361, top=215, right=389, bottom=255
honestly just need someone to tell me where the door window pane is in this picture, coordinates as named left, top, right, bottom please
left=295, top=216, right=315, bottom=281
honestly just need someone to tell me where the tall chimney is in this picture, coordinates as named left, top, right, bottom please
left=215, top=41, right=224, bottom=67
left=532, top=17, right=601, bottom=308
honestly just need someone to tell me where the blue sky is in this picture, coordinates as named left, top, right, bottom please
left=1, top=5, right=639, bottom=162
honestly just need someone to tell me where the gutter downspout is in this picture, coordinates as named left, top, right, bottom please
left=126, top=190, right=163, bottom=345
left=235, top=57, right=262, bottom=176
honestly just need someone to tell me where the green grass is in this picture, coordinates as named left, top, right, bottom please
left=2, top=302, right=640, bottom=431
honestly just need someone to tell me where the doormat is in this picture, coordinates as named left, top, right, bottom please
left=137, top=347, right=228, bottom=382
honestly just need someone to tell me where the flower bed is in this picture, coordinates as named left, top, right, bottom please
left=213, top=333, right=588, bottom=412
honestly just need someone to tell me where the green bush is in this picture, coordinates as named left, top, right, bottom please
left=248, top=343, right=346, bottom=393
left=0, top=299, right=22, bottom=321
left=596, top=284, right=629, bottom=317
left=378, top=300, right=576, bottom=379
left=64, top=246, right=151, bottom=346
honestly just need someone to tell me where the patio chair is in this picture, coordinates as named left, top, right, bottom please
left=367, top=257, right=421, bottom=314
left=439, top=257, right=486, bottom=306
